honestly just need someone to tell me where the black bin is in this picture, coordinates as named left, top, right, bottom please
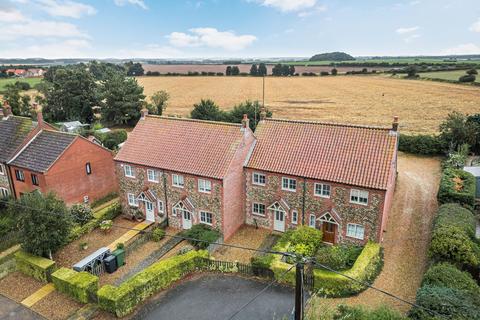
left=104, top=254, right=118, bottom=274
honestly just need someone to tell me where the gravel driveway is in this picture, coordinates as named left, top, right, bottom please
left=316, top=152, right=442, bottom=314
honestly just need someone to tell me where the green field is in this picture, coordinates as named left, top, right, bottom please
left=284, top=58, right=480, bottom=66
left=0, top=77, right=42, bottom=92
left=418, top=70, right=480, bottom=83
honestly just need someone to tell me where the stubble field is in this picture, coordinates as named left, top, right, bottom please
left=137, top=75, right=480, bottom=134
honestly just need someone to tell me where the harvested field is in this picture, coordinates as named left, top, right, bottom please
left=137, top=75, right=480, bottom=134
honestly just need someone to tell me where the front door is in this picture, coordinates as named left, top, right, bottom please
left=322, top=222, right=337, bottom=244
left=273, top=210, right=285, bottom=232
left=182, top=210, right=192, bottom=229
left=145, top=201, right=155, bottom=222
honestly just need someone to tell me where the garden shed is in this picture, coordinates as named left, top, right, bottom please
left=463, top=166, right=480, bottom=198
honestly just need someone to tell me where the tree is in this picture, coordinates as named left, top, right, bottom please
left=331, top=68, right=338, bottom=75
left=15, top=192, right=72, bottom=258
left=289, top=65, right=295, bottom=76
left=125, top=61, right=144, bottom=76
left=466, top=69, right=478, bottom=75
left=439, top=111, right=480, bottom=152
left=100, top=72, right=146, bottom=125
left=225, top=100, right=272, bottom=130
left=258, top=63, right=267, bottom=76
left=89, top=61, right=126, bottom=81
left=406, top=66, right=418, bottom=77
left=148, top=90, right=169, bottom=115
left=272, top=64, right=282, bottom=76
left=250, top=64, right=258, bottom=76
left=459, top=74, right=476, bottom=83
left=231, top=66, right=240, bottom=76
left=190, top=99, right=225, bottom=121
left=226, top=66, right=232, bottom=76
left=3, top=84, right=31, bottom=116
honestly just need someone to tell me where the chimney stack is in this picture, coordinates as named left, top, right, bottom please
left=33, top=103, right=43, bottom=127
left=259, top=106, right=267, bottom=123
left=241, top=114, right=249, bottom=131
left=140, top=108, right=148, bottom=120
left=392, top=116, right=399, bottom=132
left=3, top=101, right=12, bottom=118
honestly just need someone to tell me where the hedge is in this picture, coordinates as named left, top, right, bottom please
left=271, top=241, right=383, bottom=297
left=97, top=250, right=209, bottom=317
left=52, top=268, right=98, bottom=303
left=398, top=134, right=444, bottom=155
left=68, top=202, right=121, bottom=242
left=437, top=168, right=476, bottom=209
left=14, top=251, right=56, bottom=282
left=434, top=203, right=476, bottom=238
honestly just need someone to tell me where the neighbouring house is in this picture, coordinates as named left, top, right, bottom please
left=114, top=109, right=255, bottom=240
left=7, top=110, right=118, bottom=205
left=244, top=112, right=399, bottom=245
left=5, top=69, right=26, bottom=77
left=59, top=121, right=89, bottom=133
left=24, top=68, right=45, bottom=77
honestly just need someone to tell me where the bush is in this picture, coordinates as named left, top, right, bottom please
left=70, top=204, right=93, bottom=225
left=151, top=228, right=166, bottom=242
left=467, top=69, right=478, bottom=75
left=437, top=168, right=476, bottom=208
left=398, top=134, right=444, bottom=155
left=14, top=251, right=56, bottom=282
left=315, top=244, right=363, bottom=270
left=422, top=263, right=480, bottom=299
left=287, top=226, right=323, bottom=257
left=181, top=224, right=220, bottom=250
left=434, top=203, right=476, bottom=238
left=334, top=304, right=407, bottom=320
left=52, top=268, right=98, bottom=303
left=409, top=285, right=480, bottom=320
left=459, top=74, right=476, bottom=83
left=320, top=71, right=329, bottom=76
left=97, top=250, right=208, bottom=317
left=68, top=202, right=121, bottom=242
left=429, top=225, right=479, bottom=268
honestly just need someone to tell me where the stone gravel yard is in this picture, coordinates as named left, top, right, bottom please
left=0, top=272, right=44, bottom=302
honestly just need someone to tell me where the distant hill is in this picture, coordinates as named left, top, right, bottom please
left=309, top=52, right=355, bottom=61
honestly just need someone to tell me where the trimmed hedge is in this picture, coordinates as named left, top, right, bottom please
left=434, top=203, right=477, bottom=238
left=14, top=251, right=56, bottom=282
left=98, top=250, right=209, bottom=317
left=271, top=241, right=383, bottom=297
left=398, top=134, right=444, bottom=155
left=437, top=168, right=476, bottom=209
left=52, top=268, right=98, bottom=303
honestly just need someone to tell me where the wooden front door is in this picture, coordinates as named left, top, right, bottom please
left=322, top=222, right=336, bottom=244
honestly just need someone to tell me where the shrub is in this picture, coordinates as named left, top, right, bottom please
left=315, top=244, right=363, bottom=270
left=97, top=250, right=208, bottom=317
left=70, top=204, right=93, bottom=225
left=52, top=268, right=98, bottom=303
left=434, top=203, right=476, bottom=238
left=287, top=226, right=323, bottom=257
left=437, top=168, right=476, bottom=208
left=422, top=263, right=480, bottom=299
left=331, top=68, right=338, bottom=75
left=151, top=228, right=166, bottom=242
left=429, top=225, right=479, bottom=268
left=398, top=134, right=444, bottom=155
left=320, top=71, right=329, bottom=76
left=181, top=224, right=220, bottom=249
left=409, top=285, right=480, bottom=320
left=459, top=74, right=476, bottom=83
left=334, top=304, right=407, bottom=320
left=14, top=251, right=56, bottom=282
left=467, top=69, right=478, bottom=75
left=68, top=202, right=121, bottom=242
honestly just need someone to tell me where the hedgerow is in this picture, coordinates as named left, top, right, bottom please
left=52, top=268, right=98, bottom=303
left=398, top=134, right=444, bottom=155
left=434, top=203, right=476, bottom=238
left=14, top=251, right=56, bottom=282
left=437, top=168, right=476, bottom=209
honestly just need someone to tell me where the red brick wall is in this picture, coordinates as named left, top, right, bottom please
left=43, top=137, right=118, bottom=205
left=222, top=128, right=256, bottom=240
left=8, top=166, right=47, bottom=197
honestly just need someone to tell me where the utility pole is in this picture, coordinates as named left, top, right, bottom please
left=294, top=262, right=304, bottom=320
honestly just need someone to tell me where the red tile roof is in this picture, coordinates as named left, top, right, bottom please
left=115, top=116, right=247, bottom=179
left=246, top=119, right=398, bottom=190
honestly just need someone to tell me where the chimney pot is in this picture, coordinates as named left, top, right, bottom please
left=392, top=116, right=399, bottom=132
left=140, top=108, right=148, bottom=120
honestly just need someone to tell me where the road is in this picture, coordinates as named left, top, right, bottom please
left=0, top=294, right=44, bottom=320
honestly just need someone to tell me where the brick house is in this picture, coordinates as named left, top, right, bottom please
left=244, top=115, right=399, bottom=245
left=114, top=110, right=255, bottom=240
left=7, top=111, right=118, bottom=205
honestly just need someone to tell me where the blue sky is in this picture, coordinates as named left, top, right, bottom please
left=0, top=0, right=479, bottom=58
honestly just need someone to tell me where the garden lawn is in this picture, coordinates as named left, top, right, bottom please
left=0, top=78, right=42, bottom=92
left=311, top=153, right=441, bottom=314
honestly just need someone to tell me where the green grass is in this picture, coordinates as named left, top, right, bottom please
left=0, top=77, right=42, bottom=92
left=419, top=70, right=480, bottom=83
left=282, top=58, right=480, bottom=66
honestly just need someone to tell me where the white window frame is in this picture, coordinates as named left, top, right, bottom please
left=292, top=210, right=298, bottom=225
left=157, top=200, right=164, bottom=213
left=147, top=169, right=159, bottom=183
left=281, top=177, right=296, bottom=192
left=314, top=183, right=331, bottom=198
left=350, top=189, right=369, bottom=205
left=309, top=214, right=316, bottom=228
left=347, top=223, right=365, bottom=240
left=200, top=211, right=213, bottom=225
left=127, top=193, right=138, bottom=207
left=0, top=164, right=5, bottom=175
left=252, top=202, right=266, bottom=216
left=124, top=165, right=134, bottom=178
left=0, top=187, right=9, bottom=198
left=252, top=172, right=266, bottom=186
left=172, top=174, right=184, bottom=188
left=15, top=169, right=24, bottom=182
left=86, top=162, right=92, bottom=175
left=198, top=179, right=212, bottom=193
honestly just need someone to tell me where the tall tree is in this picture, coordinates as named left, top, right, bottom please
left=250, top=64, right=258, bottom=76
left=225, top=100, right=273, bottom=130
left=191, top=99, right=226, bottom=121
left=100, top=72, right=145, bottom=125
left=231, top=66, right=240, bottom=76
left=125, top=61, right=144, bottom=76
left=439, top=111, right=480, bottom=151
left=3, top=84, right=31, bottom=117
left=226, top=66, right=232, bottom=76
left=258, top=63, right=267, bottom=76
left=148, top=90, right=170, bottom=115
left=289, top=65, right=295, bottom=76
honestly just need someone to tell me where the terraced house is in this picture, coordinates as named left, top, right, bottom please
left=244, top=114, right=399, bottom=245
left=115, top=110, right=255, bottom=240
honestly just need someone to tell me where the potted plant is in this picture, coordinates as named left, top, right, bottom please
left=100, top=219, right=113, bottom=234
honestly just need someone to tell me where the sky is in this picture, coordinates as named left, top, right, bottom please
left=0, top=0, right=479, bottom=59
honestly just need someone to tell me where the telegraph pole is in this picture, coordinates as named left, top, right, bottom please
left=294, top=262, right=304, bottom=320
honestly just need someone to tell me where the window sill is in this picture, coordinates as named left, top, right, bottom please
left=252, top=183, right=266, bottom=187
left=252, top=212, right=266, bottom=217
left=281, top=188, right=296, bottom=192
left=346, top=235, right=365, bottom=241
left=349, top=201, right=368, bottom=206
left=199, top=190, right=211, bottom=194
left=314, top=194, right=330, bottom=199
left=125, top=175, right=135, bottom=179
left=172, top=185, right=184, bottom=189
left=147, top=180, right=159, bottom=183
left=200, top=221, right=213, bottom=226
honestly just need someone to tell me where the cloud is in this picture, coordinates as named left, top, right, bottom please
left=113, top=0, right=147, bottom=10
left=0, top=7, right=26, bottom=22
left=396, top=26, right=419, bottom=34
left=0, top=39, right=91, bottom=58
left=470, top=18, right=480, bottom=33
left=298, top=4, right=327, bottom=17
left=0, top=20, right=89, bottom=40
left=167, top=28, right=257, bottom=51
left=33, top=0, right=96, bottom=18
left=254, top=0, right=317, bottom=12
left=409, top=1, right=420, bottom=5
left=442, top=43, right=480, bottom=55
